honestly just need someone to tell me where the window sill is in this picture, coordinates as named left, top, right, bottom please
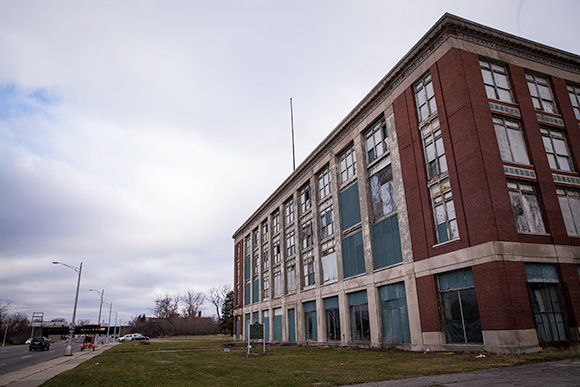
left=516, top=231, right=551, bottom=237
left=433, top=238, right=461, bottom=249
left=373, top=261, right=404, bottom=273
left=322, top=279, right=338, bottom=286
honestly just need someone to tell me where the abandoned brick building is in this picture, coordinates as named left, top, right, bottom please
left=232, top=13, right=580, bottom=353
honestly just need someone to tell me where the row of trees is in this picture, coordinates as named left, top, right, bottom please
left=128, top=285, right=234, bottom=337
left=0, top=301, right=33, bottom=345
left=0, top=285, right=235, bottom=344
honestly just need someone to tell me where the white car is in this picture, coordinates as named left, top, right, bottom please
left=118, top=333, right=145, bottom=342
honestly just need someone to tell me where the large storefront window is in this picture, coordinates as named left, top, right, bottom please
left=438, top=268, right=483, bottom=344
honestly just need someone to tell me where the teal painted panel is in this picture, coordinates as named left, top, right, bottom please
left=244, top=282, right=251, bottom=305
left=263, top=316, right=270, bottom=341
left=273, top=315, right=282, bottom=341
left=348, top=290, right=368, bottom=306
left=372, top=213, right=403, bottom=270
left=342, top=230, right=365, bottom=278
left=379, top=282, right=411, bottom=343
left=288, top=309, right=296, bottom=342
left=438, top=268, right=474, bottom=290
left=252, top=278, right=259, bottom=303
left=577, top=265, right=580, bottom=280
left=236, top=320, right=240, bottom=340
left=245, top=313, right=250, bottom=339
left=340, top=183, right=361, bottom=230
left=303, top=300, right=316, bottom=313
left=437, top=223, right=449, bottom=243
left=324, top=296, right=339, bottom=310
left=525, top=263, right=559, bottom=283
left=252, top=311, right=259, bottom=323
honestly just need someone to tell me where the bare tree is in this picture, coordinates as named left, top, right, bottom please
left=207, top=285, right=232, bottom=320
left=152, top=294, right=180, bottom=319
left=181, top=290, right=205, bottom=317
left=0, top=300, right=10, bottom=327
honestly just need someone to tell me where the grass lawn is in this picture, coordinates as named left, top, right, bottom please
left=43, top=336, right=580, bottom=387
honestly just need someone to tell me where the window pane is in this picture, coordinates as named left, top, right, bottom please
left=506, top=128, right=530, bottom=164
left=497, top=89, right=512, bottom=102
left=459, top=288, right=483, bottom=343
left=495, top=73, right=509, bottom=89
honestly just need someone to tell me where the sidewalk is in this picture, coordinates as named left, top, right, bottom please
left=0, top=342, right=117, bottom=387
left=345, top=358, right=580, bottom=387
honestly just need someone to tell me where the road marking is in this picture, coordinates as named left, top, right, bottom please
left=21, top=355, right=32, bottom=359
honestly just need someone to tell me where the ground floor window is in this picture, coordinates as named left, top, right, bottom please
left=303, top=301, right=317, bottom=341
left=348, top=290, right=370, bottom=342
left=379, top=282, right=411, bottom=343
left=438, top=268, right=483, bottom=344
left=324, top=296, right=341, bottom=342
left=525, top=263, right=570, bottom=343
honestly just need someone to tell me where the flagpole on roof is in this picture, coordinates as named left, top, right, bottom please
left=290, top=98, right=296, bottom=171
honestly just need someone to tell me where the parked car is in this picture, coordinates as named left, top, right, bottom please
left=131, top=335, right=149, bottom=341
left=118, top=333, right=148, bottom=342
left=29, top=337, right=50, bottom=351
left=25, top=338, right=33, bottom=345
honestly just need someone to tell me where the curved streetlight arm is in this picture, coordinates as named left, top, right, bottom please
left=53, top=261, right=83, bottom=356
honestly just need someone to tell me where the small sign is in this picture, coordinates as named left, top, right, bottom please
left=250, top=322, right=263, bottom=340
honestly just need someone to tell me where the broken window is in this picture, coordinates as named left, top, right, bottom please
left=414, top=72, right=437, bottom=122
left=567, top=83, right=580, bottom=120
left=508, top=180, right=546, bottom=234
left=321, top=239, right=337, bottom=283
left=299, top=184, right=311, bottom=214
left=365, top=119, right=389, bottom=164
left=303, top=250, right=315, bottom=287
left=319, top=199, right=334, bottom=239
left=493, top=116, right=530, bottom=165
left=261, top=221, right=268, bottom=243
left=262, top=244, right=269, bottom=270
left=557, top=187, right=580, bottom=236
left=430, top=178, right=458, bottom=243
left=253, top=250, right=259, bottom=276
left=285, top=229, right=295, bottom=257
left=480, top=58, right=514, bottom=103
left=284, top=199, right=295, bottom=225
left=339, top=145, right=357, bottom=184
left=286, top=259, right=296, bottom=294
left=420, top=117, right=447, bottom=180
left=541, top=127, right=573, bottom=171
left=349, top=291, right=370, bottom=342
left=253, top=228, right=259, bottom=249
left=527, top=72, right=557, bottom=114
left=318, top=166, right=332, bottom=200
left=273, top=266, right=282, bottom=296
left=272, top=210, right=280, bottom=234
left=272, top=236, right=281, bottom=264
left=438, top=268, right=483, bottom=344
left=370, top=164, right=397, bottom=219
left=262, top=275, right=270, bottom=299
left=301, top=219, right=313, bottom=249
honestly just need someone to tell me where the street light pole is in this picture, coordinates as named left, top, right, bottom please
left=89, top=288, right=104, bottom=346
left=104, top=302, right=113, bottom=344
left=53, top=261, right=83, bottom=356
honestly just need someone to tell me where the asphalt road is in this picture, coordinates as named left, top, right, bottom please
left=0, top=340, right=82, bottom=375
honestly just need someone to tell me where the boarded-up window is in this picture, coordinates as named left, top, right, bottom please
left=252, top=278, right=259, bottom=304
left=244, top=282, right=251, bottom=306
left=508, top=181, right=546, bottom=233
left=342, top=230, right=365, bottom=278
left=273, top=266, right=282, bottom=296
left=379, top=282, right=411, bottom=343
left=321, top=251, right=338, bottom=283
left=340, top=182, right=361, bottom=230
left=372, top=213, right=403, bottom=270
left=370, top=165, right=396, bottom=219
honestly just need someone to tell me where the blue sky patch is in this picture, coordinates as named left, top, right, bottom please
left=0, top=83, right=58, bottom=120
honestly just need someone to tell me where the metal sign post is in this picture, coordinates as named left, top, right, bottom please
left=248, top=322, right=265, bottom=357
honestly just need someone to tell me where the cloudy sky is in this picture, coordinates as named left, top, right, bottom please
left=1, top=0, right=579, bottom=326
